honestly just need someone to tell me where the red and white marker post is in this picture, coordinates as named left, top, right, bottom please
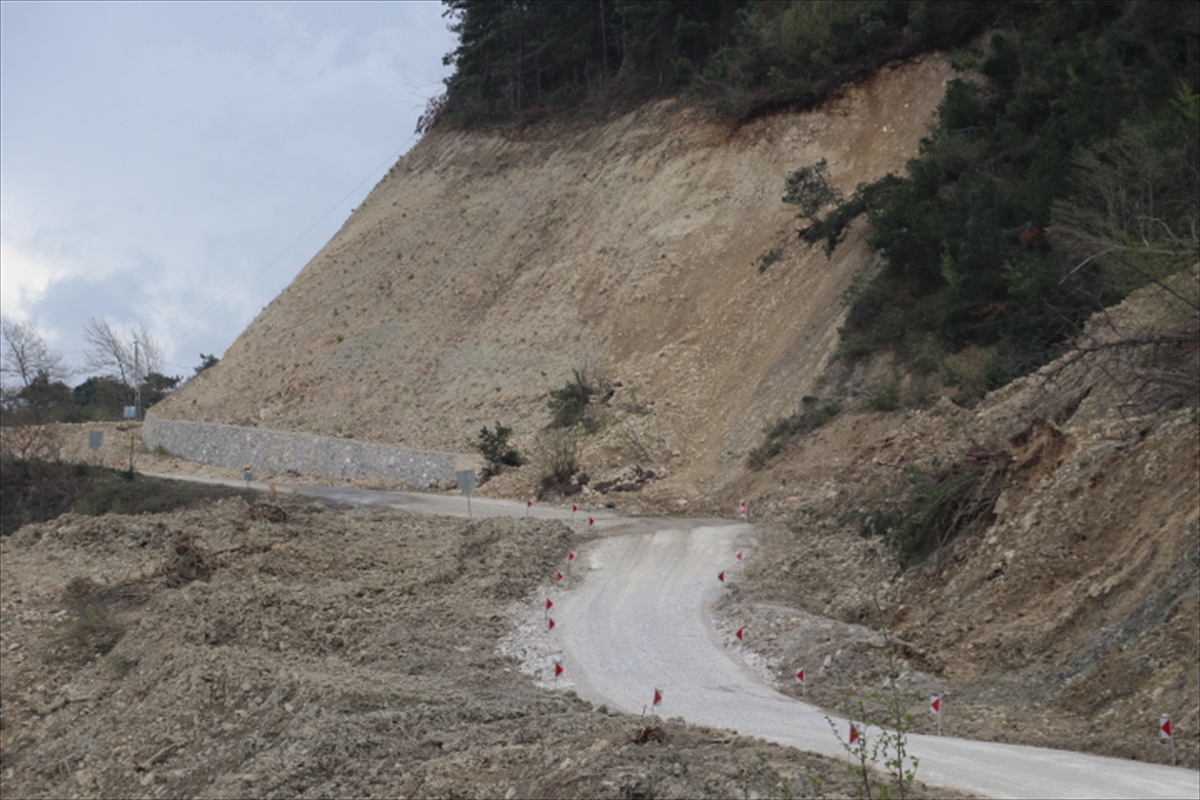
left=1160, top=714, right=1176, bottom=765
left=553, top=659, right=564, bottom=689
left=735, top=626, right=746, bottom=643
left=571, top=503, right=578, bottom=523
left=544, top=597, right=554, bottom=622
left=795, top=667, right=807, bottom=700
left=566, top=550, right=577, bottom=576
left=739, top=499, right=749, bottom=520
left=930, top=695, right=943, bottom=736
left=643, top=687, right=664, bottom=717
left=554, top=570, right=565, bottom=584
left=588, top=516, right=595, bottom=528
left=526, top=499, right=533, bottom=518
left=547, top=617, right=556, bottom=633
left=849, top=722, right=861, bottom=747
left=718, top=571, right=726, bottom=584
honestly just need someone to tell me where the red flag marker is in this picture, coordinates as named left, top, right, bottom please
left=718, top=571, right=726, bottom=583
left=930, top=695, right=942, bottom=715
left=555, top=571, right=565, bottom=583
left=1160, top=715, right=1176, bottom=765
left=545, top=598, right=554, bottom=610
left=653, top=688, right=663, bottom=707
left=588, top=516, right=595, bottom=527
left=547, top=618, right=556, bottom=631
left=735, top=627, right=746, bottom=641
left=572, top=504, right=579, bottom=513
left=568, top=551, right=577, bottom=563
left=735, top=550, right=744, bottom=562
left=555, top=661, right=564, bottom=677
left=795, top=668, right=806, bottom=684
left=849, top=723, right=860, bottom=745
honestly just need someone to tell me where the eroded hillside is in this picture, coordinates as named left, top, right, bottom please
left=159, top=55, right=953, bottom=499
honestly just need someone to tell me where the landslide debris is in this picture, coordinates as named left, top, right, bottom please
left=1, top=497, right=961, bottom=799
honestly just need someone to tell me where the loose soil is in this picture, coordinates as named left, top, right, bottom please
left=2, top=497, right=957, bottom=800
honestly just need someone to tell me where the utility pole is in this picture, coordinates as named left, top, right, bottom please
left=134, top=340, right=141, bottom=420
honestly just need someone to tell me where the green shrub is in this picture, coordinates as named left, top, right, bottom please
left=756, top=246, right=783, bottom=274
left=475, top=422, right=524, bottom=470
left=748, top=397, right=841, bottom=469
left=855, top=458, right=1000, bottom=568
left=868, top=382, right=900, bottom=412
left=538, top=430, right=581, bottom=498
left=547, top=369, right=597, bottom=429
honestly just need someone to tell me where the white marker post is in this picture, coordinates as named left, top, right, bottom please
left=1160, top=714, right=1176, bottom=765
left=930, top=694, right=943, bottom=736
left=739, top=499, right=749, bottom=521
left=525, top=499, right=533, bottom=518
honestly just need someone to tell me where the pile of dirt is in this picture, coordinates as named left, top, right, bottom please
left=1, top=497, right=964, bottom=799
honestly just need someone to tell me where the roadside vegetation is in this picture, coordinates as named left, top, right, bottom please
left=0, top=317, right=217, bottom=426
left=0, top=458, right=258, bottom=537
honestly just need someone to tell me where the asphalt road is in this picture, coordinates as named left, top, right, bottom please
left=150, top=474, right=1200, bottom=798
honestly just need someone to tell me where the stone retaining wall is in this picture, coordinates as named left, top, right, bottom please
left=142, top=412, right=458, bottom=488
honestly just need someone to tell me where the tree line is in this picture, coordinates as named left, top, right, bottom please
left=433, top=0, right=994, bottom=126
left=0, top=317, right=218, bottom=427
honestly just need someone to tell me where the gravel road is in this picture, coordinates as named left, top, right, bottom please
left=557, top=524, right=1200, bottom=799
left=147, top=474, right=1200, bottom=798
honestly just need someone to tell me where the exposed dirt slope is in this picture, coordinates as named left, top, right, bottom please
left=157, top=56, right=953, bottom=500
left=721, top=274, right=1200, bottom=768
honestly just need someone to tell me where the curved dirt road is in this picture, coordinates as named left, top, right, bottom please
left=557, top=523, right=1199, bottom=800
left=150, top=474, right=1197, bottom=798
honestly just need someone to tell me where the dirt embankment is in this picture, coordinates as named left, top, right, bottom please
left=155, top=55, right=953, bottom=503
left=718, top=274, right=1200, bottom=769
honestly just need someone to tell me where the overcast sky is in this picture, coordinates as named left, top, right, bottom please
left=1, top=0, right=456, bottom=381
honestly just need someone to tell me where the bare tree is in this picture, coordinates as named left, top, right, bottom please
left=1044, top=105, right=1200, bottom=417
left=0, top=317, right=70, bottom=390
left=82, top=318, right=164, bottom=387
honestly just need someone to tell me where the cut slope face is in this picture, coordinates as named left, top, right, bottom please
left=159, top=56, right=952, bottom=495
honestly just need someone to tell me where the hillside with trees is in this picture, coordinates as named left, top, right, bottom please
left=437, top=0, right=1198, bottom=421
left=1, top=3, right=1196, bottom=791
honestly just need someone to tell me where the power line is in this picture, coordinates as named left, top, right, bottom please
left=185, top=132, right=422, bottom=332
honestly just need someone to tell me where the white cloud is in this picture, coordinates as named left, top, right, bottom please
left=1, top=1, right=456, bottom=378
left=0, top=237, right=69, bottom=322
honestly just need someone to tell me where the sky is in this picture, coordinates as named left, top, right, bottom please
left=0, top=0, right=457, bottom=382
